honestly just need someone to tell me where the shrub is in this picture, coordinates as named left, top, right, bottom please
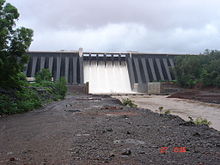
left=0, top=93, right=18, bottom=115
left=16, top=88, right=42, bottom=112
left=35, top=69, right=52, bottom=83
left=0, top=87, right=42, bottom=115
left=34, top=69, right=67, bottom=99
left=17, top=72, right=29, bottom=87
left=54, top=77, right=67, bottom=99
left=157, top=107, right=171, bottom=115
left=164, top=110, right=171, bottom=115
left=122, top=98, right=137, bottom=108
left=158, top=106, right=164, bottom=114
left=194, top=117, right=211, bottom=126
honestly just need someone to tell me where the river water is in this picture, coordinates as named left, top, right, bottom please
left=114, top=95, right=220, bottom=131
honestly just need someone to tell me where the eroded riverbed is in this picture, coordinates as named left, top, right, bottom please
left=114, top=95, right=220, bottom=131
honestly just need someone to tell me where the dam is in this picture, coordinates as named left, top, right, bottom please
left=24, top=49, right=176, bottom=94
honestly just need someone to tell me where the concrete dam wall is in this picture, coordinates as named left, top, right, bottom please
left=25, top=50, right=176, bottom=93
left=25, top=51, right=84, bottom=84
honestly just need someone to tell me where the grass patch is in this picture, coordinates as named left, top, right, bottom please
left=194, top=117, right=212, bottom=126
left=122, top=98, right=137, bottom=108
left=164, top=110, right=171, bottom=115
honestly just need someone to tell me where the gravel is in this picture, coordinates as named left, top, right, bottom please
left=0, top=95, right=219, bottom=165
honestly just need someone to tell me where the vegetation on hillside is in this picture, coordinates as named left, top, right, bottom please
left=0, top=69, right=67, bottom=115
left=33, top=69, right=67, bottom=100
left=0, top=68, right=67, bottom=115
left=0, top=1, right=67, bottom=115
left=174, top=50, right=220, bottom=88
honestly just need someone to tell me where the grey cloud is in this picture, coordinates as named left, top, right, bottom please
left=6, top=0, right=220, bottom=53
left=30, top=23, right=220, bottom=53
left=9, top=0, right=220, bottom=30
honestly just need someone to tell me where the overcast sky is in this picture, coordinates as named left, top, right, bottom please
left=7, top=0, right=220, bottom=53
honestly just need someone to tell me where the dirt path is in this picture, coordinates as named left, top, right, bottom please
left=0, top=95, right=220, bottom=165
left=114, top=95, right=220, bottom=131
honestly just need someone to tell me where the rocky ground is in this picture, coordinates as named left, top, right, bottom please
left=114, top=95, right=220, bottom=131
left=168, top=88, right=220, bottom=104
left=0, top=95, right=220, bottom=165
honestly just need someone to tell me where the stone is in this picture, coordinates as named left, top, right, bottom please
left=121, top=149, right=131, bottom=156
left=9, top=157, right=16, bottom=161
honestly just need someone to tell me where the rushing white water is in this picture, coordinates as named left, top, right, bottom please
left=84, top=61, right=133, bottom=94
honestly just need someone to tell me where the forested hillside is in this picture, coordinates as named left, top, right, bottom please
left=174, top=50, right=220, bottom=88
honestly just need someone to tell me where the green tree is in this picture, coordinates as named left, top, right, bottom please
left=201, top=52, right=220, bottom=87
left=0, top=0, right=33, bottom=89
left=174, top=50, right=220, bottom=88
left=174, top=55, right=204, bottom=87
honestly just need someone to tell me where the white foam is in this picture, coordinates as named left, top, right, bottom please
left=84, top=61, right=133, bottom=94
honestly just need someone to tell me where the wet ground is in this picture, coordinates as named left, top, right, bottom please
left=168, top=88, right=220, bottom=104
left=0, top=95, right=220, bottom=165
left=115, top=95, right=220, bottom=131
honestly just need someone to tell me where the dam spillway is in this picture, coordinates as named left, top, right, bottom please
left=84, top=60, right=132, bottom=94
left=25, top=50, right=176, bottom=94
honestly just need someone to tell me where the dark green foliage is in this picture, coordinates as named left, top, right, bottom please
left=0, top=93, right=18, bottom=114
left=201, top=59, right=220, bottom=87
left=0, top=71, right=67, bottom=115
left=0, top=0, right=33, bottom=89
left=174, top=56, right=204, bottom=87
left=35, top=69, right=52, bottom=83
left=174, top=50, right=220, bottom=88
left=17, top=72, right=29, bottom=87
left=16, top=88, right=42, bottom=112
left=0, top=87, right=42, bottom=115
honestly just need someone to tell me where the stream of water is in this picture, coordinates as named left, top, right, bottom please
left=84, top=61, right=132, bottom=94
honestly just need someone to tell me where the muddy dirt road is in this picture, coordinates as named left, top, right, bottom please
left=115, top=95, right=220, bottom=131
left=0, top=95, right=220, bottom=165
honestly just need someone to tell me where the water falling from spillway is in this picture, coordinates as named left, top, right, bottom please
left=84, top=61, right=133, bottom=94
